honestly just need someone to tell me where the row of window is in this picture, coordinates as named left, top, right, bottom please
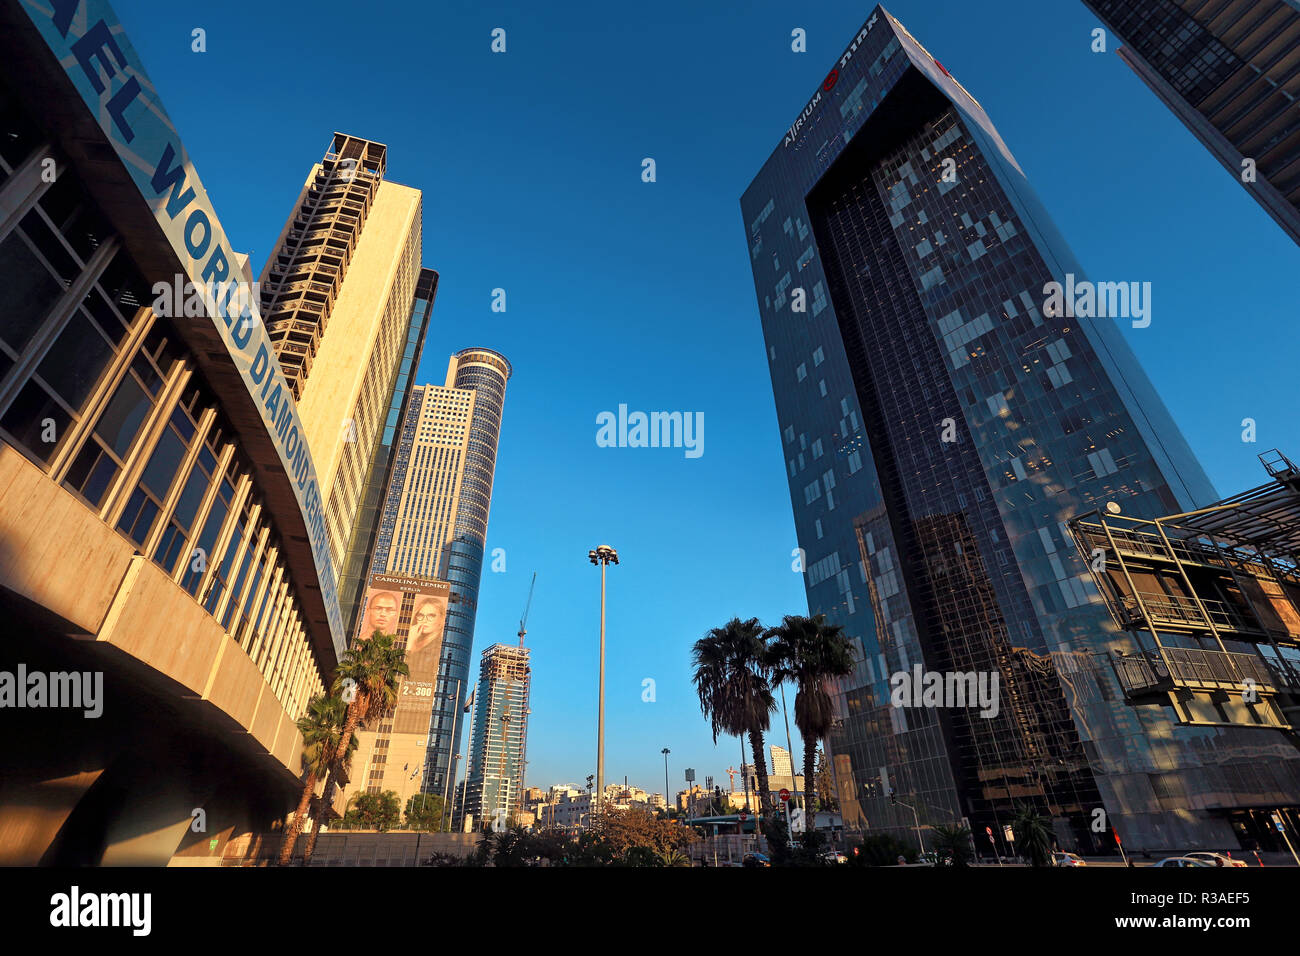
left=0, top=97, right=326, bottom=720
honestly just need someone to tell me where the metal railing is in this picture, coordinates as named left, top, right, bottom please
left=1119, top=591, right=1259, bottom=634
left=1112, top=646, right=1278, bottom=697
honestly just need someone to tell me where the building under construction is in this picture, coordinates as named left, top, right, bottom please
left=1070, top=451, right=1300, bottom=849
left=461, top=644, right=532, bottom=831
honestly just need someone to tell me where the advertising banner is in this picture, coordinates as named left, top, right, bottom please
left=357, top=573, right=449, bottom=738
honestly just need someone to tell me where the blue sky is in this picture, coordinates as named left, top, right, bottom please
left=119, top=0, right=1298, bottom=797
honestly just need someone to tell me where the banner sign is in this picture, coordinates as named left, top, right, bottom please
left=357, top=574, right=449, bottom=737
left=23, top=0, right=343, bottom=650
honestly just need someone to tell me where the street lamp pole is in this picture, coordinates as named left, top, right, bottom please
left=589, top=545, right=619, bottom=814
left=439, top=676, right=462, bottom=831
left=661, top=747, right=671, bottom=816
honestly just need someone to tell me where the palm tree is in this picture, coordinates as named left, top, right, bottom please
left=931, top=822, right=974, bottom=867
left=278, top=694, right=349, bottom=866
left=1012, top=805, right=1054, bottom=867
left=279, top=630, right=407, bottom=865
left=691, top=617, right=777, bottom=813
left=332, top=630, right=409, bottom=773
left=302, top=710, right=359, bottom=864
left=765, top=614, right=856, bottom=829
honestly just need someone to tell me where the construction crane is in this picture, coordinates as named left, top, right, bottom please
left=518, top=571, right=536, bottom=647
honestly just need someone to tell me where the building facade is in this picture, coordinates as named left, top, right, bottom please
left=334, top=268, right=436, bottom=638
left=1083, top=0, right=1300, bottom=245
left=369, top=349, right=511, bottom=804
left=463, top=643, right=531, bottom=830
left=258, top=133, right=425, bottom=628
left=0, top=0, right=343, bottom=864
left=742, top=6, right=1300, bottom=852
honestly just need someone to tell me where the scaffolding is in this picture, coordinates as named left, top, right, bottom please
left=1068, top=450, right=1300, bottom=736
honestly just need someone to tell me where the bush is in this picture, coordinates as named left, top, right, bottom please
left=850, top=833, right=919, bottom=867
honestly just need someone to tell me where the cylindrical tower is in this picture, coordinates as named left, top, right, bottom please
left=426, top=347, right=511, bottom=805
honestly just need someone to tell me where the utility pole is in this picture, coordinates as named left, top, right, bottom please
left=661, top=748, right=671, bottom=816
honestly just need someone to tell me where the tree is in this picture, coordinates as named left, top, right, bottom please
left=594, top=806, right=698, bottom=863
left=342, top=790, right=401, bottom=831
left=405, top=793, right=447, bottom=832
left=691, top=617, right=777, bottom=814
left=1012, top=805, right=1054, bottom=867
left=302, top=700, right=359, bottom=864
left=931, top=822, right=974, bottom=868
left=850, top=833, right=918, bottom=867
left=285, top=630, right=405, bottom=865
left=765, top=613, right=856, bottom=835
left=278, top=694, right=349, bottom=866
left=332, top=631, right=410, bottom=779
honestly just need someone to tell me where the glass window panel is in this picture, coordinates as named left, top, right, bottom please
left=0, top=232, right=64, bottom=353
left=171, top=462, right=211, bottom=531
left=94, top=374, right=151, bottom=458
left=19, top=210, right=78, bottom=284
left=116, top=488, right=159, bottom=545
left=82, top=288, right=130, bottom=346
left=130, top=352, right=164, bottom=396
left=0, top=379, right=71, bottom=463
left=181, top=498, right=228, bottom=595
left=63, top=438, right=119, bottom=507
left=35, top=310, right=115, bottom=413
left=0, top=85, right=41, bottom=169
left=140, top=426, right=186, bottom=499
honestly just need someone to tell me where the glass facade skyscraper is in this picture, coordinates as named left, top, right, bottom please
left=1083, top=0, right=1300, bottom=245
left=366, top=348, right=511, bottom=802
left=743, top=6, right=1300, bottom=851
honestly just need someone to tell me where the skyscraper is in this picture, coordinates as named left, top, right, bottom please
left=334, top=268, right=437, bottom=638
left=743, top=6, right=1300, bottom=851
left=258, top=134, right=425, bottom=630
left=463, top=643, right=532, bottom=830
left=1083, top=0, right=1300, bottom=245
left=369, top=349, right=512, bottom=803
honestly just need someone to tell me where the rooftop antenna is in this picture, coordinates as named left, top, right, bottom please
left=518, top=571, right=536, bottom=647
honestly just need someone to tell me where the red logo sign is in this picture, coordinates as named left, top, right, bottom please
left=822, top=69, right=839, bottom=92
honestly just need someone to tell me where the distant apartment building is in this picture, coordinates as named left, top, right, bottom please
left=770, top=745, right=794, bottom=779
left=1083, top=0, right=1300, bottom=245
left=463, top=643, right=531, bottom=830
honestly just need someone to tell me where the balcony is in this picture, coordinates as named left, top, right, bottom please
left=1119, top=591, right=1262, bottom=635
left=1111, top=645, right=1287, bottom=699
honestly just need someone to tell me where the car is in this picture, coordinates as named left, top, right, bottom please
left=820, top=850, right=848, bottom=864
left=1052, top=851, right=1087, bottom=867
left=1185, top=852, right=1248, bottom=868
left=1152, top=856, right=1215, bottom=867
left=742, top=852, right=771, bottom=868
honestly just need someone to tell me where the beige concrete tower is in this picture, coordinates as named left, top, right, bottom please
left=258, top=134, right=423, bottom=581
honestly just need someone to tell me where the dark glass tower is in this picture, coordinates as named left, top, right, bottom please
left=1083, top=0, right=1300, bottom=245
left=743, top=6, right=1300, bottom=851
